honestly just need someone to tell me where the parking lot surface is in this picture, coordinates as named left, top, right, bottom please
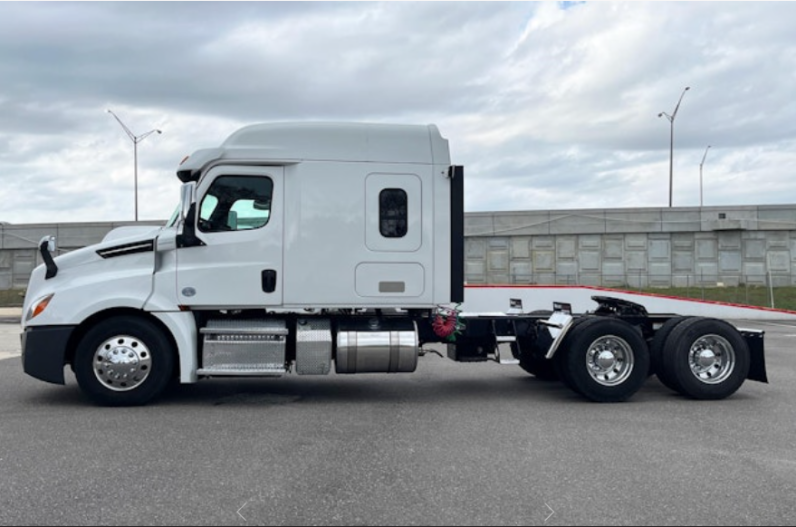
left=1, top=317, right=795, bottom=526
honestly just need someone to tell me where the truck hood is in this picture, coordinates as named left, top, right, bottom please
left=23, top=227, right=161, bottom=326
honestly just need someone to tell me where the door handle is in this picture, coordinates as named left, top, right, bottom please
left=262, top=270, right=277, bottom=293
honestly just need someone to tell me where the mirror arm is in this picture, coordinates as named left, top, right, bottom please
left=176, top=203, right=206, bottom=248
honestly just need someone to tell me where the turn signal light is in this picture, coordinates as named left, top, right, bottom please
left=27, top=294, right=54, bottom=321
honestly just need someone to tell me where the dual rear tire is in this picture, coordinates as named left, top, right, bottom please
left=551, top=315, right=750, bottom=402
left=555, top=317, right=650, bottom=403
left=655, top=317, right=750, bottom=400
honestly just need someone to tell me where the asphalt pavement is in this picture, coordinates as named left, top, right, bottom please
left=1, top=318, right=795, bottom=526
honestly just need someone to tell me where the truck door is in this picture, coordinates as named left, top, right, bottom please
left=176, top=165, right=284, bottom=308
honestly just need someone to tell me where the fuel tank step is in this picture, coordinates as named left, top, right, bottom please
left=197, top=319, right=288, bottom=376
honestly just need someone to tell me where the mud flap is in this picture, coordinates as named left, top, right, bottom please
left=742, top=329, right=767, bottom=383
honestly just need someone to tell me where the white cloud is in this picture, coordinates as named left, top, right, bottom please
left=0, top=1, right=795, bottom=223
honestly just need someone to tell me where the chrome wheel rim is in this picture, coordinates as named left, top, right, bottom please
left=586, top=335, right=634, bottom=386
left=93, top=335, right=152, bottom=392
left=688, top=334, right=735, bottom=384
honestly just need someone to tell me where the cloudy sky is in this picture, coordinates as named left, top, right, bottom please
left=1, top=1, right=795, bottom=224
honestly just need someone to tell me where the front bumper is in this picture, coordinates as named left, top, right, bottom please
left=21, top=325, right=77, bottom=385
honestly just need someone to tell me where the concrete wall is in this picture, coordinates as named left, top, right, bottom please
left=2, top=204, right=796, bottom=291
left=464, top=205, right=796, bottom=288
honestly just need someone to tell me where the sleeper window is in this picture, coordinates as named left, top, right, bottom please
left=379, top=189, right=407, bottom=238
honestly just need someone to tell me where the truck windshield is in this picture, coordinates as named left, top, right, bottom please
left=165, top=205, right=180, bottom=228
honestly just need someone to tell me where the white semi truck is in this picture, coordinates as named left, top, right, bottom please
left=20, top=122, right=767, bottom=405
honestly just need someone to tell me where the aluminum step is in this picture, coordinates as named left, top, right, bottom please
left=494, top=343, right=520, bottom=366
left=200, top=326, right=288, bottom=337
left=197, top=367, right=287, bottom=377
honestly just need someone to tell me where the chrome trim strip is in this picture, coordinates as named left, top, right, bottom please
left=96, top=240, right=155, bottom=259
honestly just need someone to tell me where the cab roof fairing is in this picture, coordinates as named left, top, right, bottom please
left=175, top=122, right=451, bottom=183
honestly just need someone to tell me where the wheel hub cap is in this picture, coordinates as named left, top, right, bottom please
left=697, top=349, right=718, bottom=369
left=596, top=350, right=617, bottom=370
left=93, top=336, right=152, bottom=392
left=586, top=336, right=634, bottom=387
left=689, top=334, right=735, bottom=385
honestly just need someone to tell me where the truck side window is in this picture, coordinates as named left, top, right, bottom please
left=198, top=175, right=273, bottom=232
left=379, top=188, right=407, bottom=238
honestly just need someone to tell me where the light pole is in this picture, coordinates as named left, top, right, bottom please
left=699, top=145, right=711, bottom=207
left=658, top=86, right=690, bottom=207
left=107, top=109, right=162, bottom=221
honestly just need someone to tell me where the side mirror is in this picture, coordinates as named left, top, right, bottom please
left=180, top=182, right=196, bottom=222
left=176, top=184, right=206, bottom=249
left=39, top=235, right=58, bottom=279
left=227, top=211, right=238, bottom=230
left=40, top=235, right=56, bottom=254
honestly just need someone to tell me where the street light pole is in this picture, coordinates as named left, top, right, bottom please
left=699, top=145, right=711, bottom=208
left=107, top=109, right=162, bottom=222
left=658, top=86, right=690, bottom=207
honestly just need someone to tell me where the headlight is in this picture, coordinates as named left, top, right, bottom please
left=26, top=293, right=55, bottom=322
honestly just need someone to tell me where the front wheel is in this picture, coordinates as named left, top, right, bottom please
left=74, top=316, right=175, bottom=406
left=556, top=317, right=650, bottom=402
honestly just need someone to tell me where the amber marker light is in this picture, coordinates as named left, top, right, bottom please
left=27, top=293, right=55, bottom=321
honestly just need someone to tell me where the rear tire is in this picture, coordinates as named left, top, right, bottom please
left=552, top=316, right=595, bottom=394
left=650, top=316, right=692, bottom=391
left=74, top=316, right=175, bottom=406
left=661, top=317, right=750, bottom=400
left=514, top=310, right=559, bottom=381
left=556, top=317, right=650, bottom=402
left=517, top=351, right=559, bottom=381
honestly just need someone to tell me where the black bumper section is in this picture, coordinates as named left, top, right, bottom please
left=22, top=325, right=76, bottom=385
